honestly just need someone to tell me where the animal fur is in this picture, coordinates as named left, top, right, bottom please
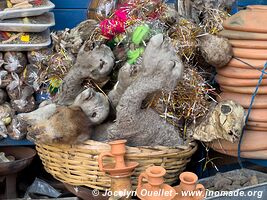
left=54, top=44, right=115, bottom=105
left=108, top=63, right=142, bottom=108
left=28, top=106, right=92, bottom=144
left=107, top=34, right=186, bottom=147
left=188, top=100, right=246, bottom=143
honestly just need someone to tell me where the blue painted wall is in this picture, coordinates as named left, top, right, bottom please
left=51, top=0, right=91, bottom=30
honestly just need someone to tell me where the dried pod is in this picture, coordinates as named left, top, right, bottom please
left=199, top=34, right=233, bottom=68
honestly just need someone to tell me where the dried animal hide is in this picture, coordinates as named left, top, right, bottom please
left=28, top=106, right=92, bottom=144
left=107, top=34, right=186, bottom=147
left=54, top=44, right=115, bottom=105
left=17, top=88, right=110, bottom=144
left=108, top=63, right=142, bottom=108
left=188, top=100, right=246, bottom=143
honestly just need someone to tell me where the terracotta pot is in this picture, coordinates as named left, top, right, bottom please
left=230, top=40, right=267, bottom=49
left=246, top=109, right=267, bottom=122
left=220, top=85, right=267, bottom=94
left=213, top=148, right=267, bottom=160
left=233, top=48, right=267, bottom=59
left=210, top=130, right=267, bottom=152
left=136, top=166, right=176, bottom=200
left=98, top=140, right=139, bottom=200
left=98, top=140, right=139, bottom=176
left=246, top=126, right=267, bottom=131
left=217, top=66, right=266, bottom=79
left=218, top=92, right=267, bottom=109
left=247, top=121, right=267, bottom=128
left=227, top=58, right=266, bottom=69
left=229, top=40, right=267, bottom=49
left=173, top=172, right=205, bottom=200
left=216, top=75, right=267, bottom=87
left=223, top=5, right=267, bottom=33
left=219, top=30, right=267, bottom=40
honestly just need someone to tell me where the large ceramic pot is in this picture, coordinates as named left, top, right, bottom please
left=213, top=5, right=267, bottom=160
left=227, top=58, right=266, bottom=69
left=230, top=40, right=267, bottom=49
left=216, top=75, right=267, bottom=87
left=223, top=5, right=267, bottom=33
left=218, top=92, right=267, bottom=109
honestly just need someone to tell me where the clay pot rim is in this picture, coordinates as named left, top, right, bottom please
left=109, top=139, right=127, bottom=145
left=179, top=172, right=198, bottom=185
left=247, top=5, right=267, bottom=10
left=102, top=162, right=139, bottom=176
left=146, top=166, right=166, bottom=178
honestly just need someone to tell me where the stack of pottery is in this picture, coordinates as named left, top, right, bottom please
left=98, top=140, right=139, bottom=200
left=211, top=5, right=267, bottom=159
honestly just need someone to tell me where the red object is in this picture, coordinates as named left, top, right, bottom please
left=34, top=0, right=43, bottom=6
left=100, top=7, right=129, bottom=39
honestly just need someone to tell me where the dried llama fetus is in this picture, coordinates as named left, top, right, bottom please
left=73, top=88, right=110, bottom=125
left=55, top=44, right=115, bottom=105
left=188, top=100, right=246, bottom=143
left=199, top=34, right=233, bottom=68
left=108, top=34, right=185, bottom=147
left=108, top=63, right=142, bottom=107
left=28, top=106, right=92, bottom=144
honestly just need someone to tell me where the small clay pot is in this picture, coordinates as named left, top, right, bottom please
left=217, top=66, right=267, bottom=79
left=220, top=85, right=267, bottom=94
left=173, top=172, right=205, bottom=200
left=210, top=130, right=267, bottom=152
left=98, top=140, right=139, bottom=176
left=136, top=166, right=176, bottom=200
left=216, top=75, right=267, bottom=87
left=229, top=40, right=267, bottom=49
left=227, top=58, right=266, bottom=69
left=233, top=48, right=267, bottom=60
left=218, top=92, right=267, bottom=109
left=223, top=5, right=267, bottom=33
left=219, top=30, right=267, bottom=40
left=246, top=109, right=267, bottom=122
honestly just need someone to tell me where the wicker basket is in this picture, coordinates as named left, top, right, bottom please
left=36, top=140, right=197, bottom=191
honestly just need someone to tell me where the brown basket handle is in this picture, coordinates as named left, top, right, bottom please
left=98, top=152, right=114, bottom=171
left=138, top=172, right=148, bottom=188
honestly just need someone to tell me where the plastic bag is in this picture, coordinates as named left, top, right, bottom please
left=6, top=72, right=22, bottom=100
left=0, top=120, right=8, bottom=139
left=0, top=70, right=12, bottom=89
left=27, top=48, right=52, bottom=65
left=88, top=0, right=116, bottom=20
left=0, top=52, right=4, bottom=67
left=0, top=103, right=14, bottom=125
left=24, top=178, right=62, bottom=199
left=8, top=117, right=27, bottom=140
left=11, top=86, right=36, bottom=113
left=0, top=89, right=7, bottom=105
left=22, top=64, right=40, bottom=91
left=4, top=52, right=27, bottom=74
